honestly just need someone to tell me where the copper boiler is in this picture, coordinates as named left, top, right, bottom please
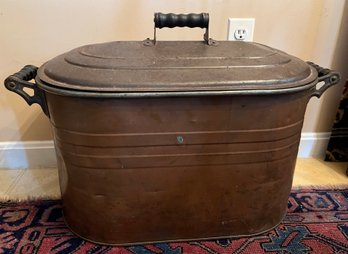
left=4, top=13, right=340, bottom=245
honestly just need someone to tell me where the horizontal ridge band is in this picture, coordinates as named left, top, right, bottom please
left=57, top=142, right=300, bottom=169
left=53, top=121, right=303, bottom=148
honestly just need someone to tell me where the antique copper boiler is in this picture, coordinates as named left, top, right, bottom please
left=4, top=13, right=340, bottom=245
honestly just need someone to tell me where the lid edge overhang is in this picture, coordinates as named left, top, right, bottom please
left=36, top=65, right=318, bottom=94
left=36, top=76, right=318, bottom=98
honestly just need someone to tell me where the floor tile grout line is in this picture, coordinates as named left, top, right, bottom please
left=2, top=169, right=61, bottom=200
left=5, top=170, right=26, bottom=196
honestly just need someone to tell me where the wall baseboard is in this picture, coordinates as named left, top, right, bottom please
left=0, top=141, right=56, bottom=169
left=298, top=132, right=331, bottom=158
left=0, top=132, right=331, bottom=169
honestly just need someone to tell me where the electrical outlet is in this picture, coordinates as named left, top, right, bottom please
left=227, top=18, right=255, bottom=41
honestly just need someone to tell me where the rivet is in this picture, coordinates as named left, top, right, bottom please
left=177, top=136, right=184, bottom=144
left=330, top=76, right=338, bottom=83
left=8, top=82, right=16, bottom=89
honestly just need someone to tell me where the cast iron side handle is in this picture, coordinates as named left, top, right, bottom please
left=150, top=12, right=216, bottom=45
left=4, top=65, right=49, bottom=115
left=307, top=62, right=340, bottom=98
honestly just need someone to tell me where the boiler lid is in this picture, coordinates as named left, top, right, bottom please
left=36, top=40, right=317, bottom=95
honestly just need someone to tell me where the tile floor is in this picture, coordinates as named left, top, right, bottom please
left=0, top=158, right=347, bottom=201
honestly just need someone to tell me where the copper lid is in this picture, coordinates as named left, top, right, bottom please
left=36, top=40, right=317, bottom=95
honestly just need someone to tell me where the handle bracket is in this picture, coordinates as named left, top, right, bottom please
left=307, top=62, right=341, bottom=98
left=4, top=65, right=49, bottom=115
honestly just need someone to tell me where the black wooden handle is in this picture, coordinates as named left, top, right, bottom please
left=307, top=62, right=331, bottom=78
left=154, top=13, right=209, bottom=29
left=12, top=65, right=38, bottom=81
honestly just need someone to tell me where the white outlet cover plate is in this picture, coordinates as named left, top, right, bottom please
left=228, top=18, right=255, bottom=42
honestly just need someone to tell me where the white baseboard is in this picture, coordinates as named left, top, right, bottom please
left=0, top=133, right=331, bottom=169
left=0, top=141, right=56, bottom=169
left=298, top=132, right=331, bottom=158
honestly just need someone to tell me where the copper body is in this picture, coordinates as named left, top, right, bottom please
left=47, top=89, right=312, bottom=245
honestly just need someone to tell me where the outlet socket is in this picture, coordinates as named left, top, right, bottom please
left=228, top=18, right=255, bottom=42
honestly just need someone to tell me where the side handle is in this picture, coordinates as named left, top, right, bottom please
left=4, top=65, right=49, bottom=116
left=307, top=62, right=340, bottom=98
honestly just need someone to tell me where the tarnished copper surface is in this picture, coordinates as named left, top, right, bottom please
left=47, top=90, right=311, bottom=245
left=4, top=15, right=340, bottom=244
left=37, top=41, right=317, bottom=93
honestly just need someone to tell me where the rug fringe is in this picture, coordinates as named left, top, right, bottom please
left=0, top=195, right=61, bottom=202
left=292, top=184, right=348, bottom=190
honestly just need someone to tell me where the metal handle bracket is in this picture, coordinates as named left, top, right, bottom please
left=4, top=65, right=49, bottom=115
left=307, top=62, right=340, bottom=98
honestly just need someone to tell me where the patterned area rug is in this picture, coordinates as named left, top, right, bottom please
left=0, top=188, right=347, bottom=254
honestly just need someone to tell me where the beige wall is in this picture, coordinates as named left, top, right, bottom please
left=1, top=0, right=347, bottom=142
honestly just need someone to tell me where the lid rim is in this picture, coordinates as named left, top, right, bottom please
left=37, top=66, right=318, bottom=93
left=36, top=78, right=318, bottom=98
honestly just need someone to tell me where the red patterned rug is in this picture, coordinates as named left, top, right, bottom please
left=1, top=188, right=347, bottom=253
